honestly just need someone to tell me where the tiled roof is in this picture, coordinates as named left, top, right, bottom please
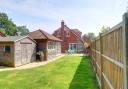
left=0, top=36, right=27, bottom=42
left=54, top=25, right=82, bottom=36
left=82, top=35, right=91, bottom=45
left=28, top=30, right=47, bottom=39
left=55, top=25, right=70, bottom=32
left=54, top=25, right=83, bottom=42
left=29, top=29, right=62, bottom=41
left=71, top=29, right=82, bottom=36
left=0, top=36, right=36, bottom=43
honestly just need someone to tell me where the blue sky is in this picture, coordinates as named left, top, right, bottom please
left=0, top=0, right=127, bottom=35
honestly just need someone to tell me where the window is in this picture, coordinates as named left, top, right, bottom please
left=48, top=41, right=55, bottom=49
left=0, top=46, right=11, bottom=53
left=53, top=42, right=55, bottom=49
left=5, top=46, right=11, bottom=53
left=69, top=43, right=77, bottom=50
left=48, top=42, right=50, bottom=49
left=66, top=31, right=70, bottom=37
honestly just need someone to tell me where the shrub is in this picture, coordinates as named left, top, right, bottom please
left=0, top=60, right=13, bottom=67
left=36, top=51, right=44, bottom=61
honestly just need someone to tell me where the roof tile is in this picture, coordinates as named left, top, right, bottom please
left=29, top=29, right=62, bottom=41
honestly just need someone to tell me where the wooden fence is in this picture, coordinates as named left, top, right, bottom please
left=90, top=13, right=128, bottom=89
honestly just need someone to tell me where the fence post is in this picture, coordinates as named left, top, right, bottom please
left=95, top=40, right=97, bottom=74
left=123, top=12, right=128, bottom=89
left=99, top=33, right=103, bottom=89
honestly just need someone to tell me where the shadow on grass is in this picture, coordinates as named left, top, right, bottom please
left=68, top=56, right=99, bottom=89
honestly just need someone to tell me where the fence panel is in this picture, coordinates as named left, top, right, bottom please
left=90, top=13, right=128, bottom=89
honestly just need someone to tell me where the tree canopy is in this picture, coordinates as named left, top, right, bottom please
left=85, top=32, right=96, bottom=41
left=100, top=26, right=110, bottom=34
left=0, top=12, right=29, bottom=36
left=16, top=26, right=29, bottom=36
left=0, top=12, right=17, bottom=36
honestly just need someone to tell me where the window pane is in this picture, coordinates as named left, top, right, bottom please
left=66, top=31, right=70, bottom=37
left=5, top=46, right=11, bottom=53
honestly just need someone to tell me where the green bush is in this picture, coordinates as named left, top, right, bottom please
left=36, top=51, right=44, bottom=61
left=0, top=60, right=13, bottom=67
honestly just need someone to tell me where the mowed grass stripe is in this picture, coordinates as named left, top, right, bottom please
left=0, top=56, right=99, bottom=89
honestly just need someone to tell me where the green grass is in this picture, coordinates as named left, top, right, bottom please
left=0, top=56, right=99, bottom=89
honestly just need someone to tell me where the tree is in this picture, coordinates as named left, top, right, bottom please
left=100, top=26, right=110, bottom=34
left=0, top=28, right=5, bottom=33
left=0, top=12, right=17, bottom=36
left=16, top=26, right=29, bottom=36
left=86, top=32, right=96, bottom=41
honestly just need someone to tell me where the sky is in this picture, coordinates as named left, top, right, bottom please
left=0, top=0, right=127, bottom=36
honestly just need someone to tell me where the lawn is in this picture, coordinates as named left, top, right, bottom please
left=0, top=56, right=99, bottom=89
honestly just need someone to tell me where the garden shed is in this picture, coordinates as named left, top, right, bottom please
left=0, top=36, right=36, bottom=67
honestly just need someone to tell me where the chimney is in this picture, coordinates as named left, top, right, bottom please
left=60, top=20, right=65, bottom=53
left=61, top=20, right=64, bottom=31
left=60, top=20, right=65, bottom=44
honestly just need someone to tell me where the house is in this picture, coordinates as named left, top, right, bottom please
left=0, top=32, right=6, bottom=37
left=53, top=20, right=84, bottom=53
left=0, top=36, right=36, bottom=67
left=28, top=29, right=62, bottom=61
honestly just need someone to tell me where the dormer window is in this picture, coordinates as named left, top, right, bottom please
left=66, top=31, right=70, bottom=37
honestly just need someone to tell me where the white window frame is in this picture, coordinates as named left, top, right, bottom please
left=69, top=43, right=77, bottom=50
left=48, top=41, right=55, bottom=50
left=0, top=45, right=11, bottom=53
left=66, top=31, right=70, bottom=37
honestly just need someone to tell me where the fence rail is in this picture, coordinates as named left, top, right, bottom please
left=90, top=13, right=128, bottom=89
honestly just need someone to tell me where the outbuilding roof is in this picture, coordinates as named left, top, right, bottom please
left=0, top=36, right=36, bottom=43
left=29, top=29, right=62, bottom=41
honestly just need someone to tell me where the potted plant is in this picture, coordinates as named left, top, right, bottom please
left=36, top=51, right=44, bottom=61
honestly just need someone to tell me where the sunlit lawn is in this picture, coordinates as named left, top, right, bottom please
left=0, top=56, right=99, bottom=89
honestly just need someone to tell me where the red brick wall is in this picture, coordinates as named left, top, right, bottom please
left=54, top=29, right=78, bottom=53
left=53, top=21, right=83, bottom=53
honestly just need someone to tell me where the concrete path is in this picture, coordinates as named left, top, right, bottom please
left=0, top=54, right=64, bottom=71
left=65, top=53, right=88, bottom=56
